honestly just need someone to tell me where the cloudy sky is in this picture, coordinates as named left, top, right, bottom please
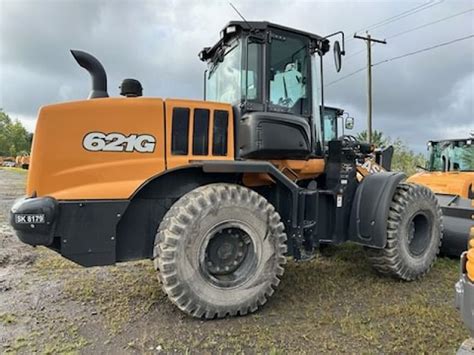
left=1, top=0, right=473, bottom=152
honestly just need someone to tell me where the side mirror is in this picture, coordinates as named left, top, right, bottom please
left=345, top=116, right=354, bottom=130
left=333, top=41, right=342, bottom=72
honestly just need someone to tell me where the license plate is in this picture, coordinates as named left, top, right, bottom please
left=15, top=214, right=45, bottom=224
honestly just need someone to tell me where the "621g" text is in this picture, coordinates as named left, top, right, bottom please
left=83, top=132, right=156, bottom=153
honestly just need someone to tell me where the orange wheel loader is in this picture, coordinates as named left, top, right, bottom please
left=408, top=138, right=474, bottom=256
left=9, top=21, right=443, bottom=318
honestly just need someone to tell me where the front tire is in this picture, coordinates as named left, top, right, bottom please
left=154, top=183, right=287, bottom=319
left=367, top=183, right=443, bottom=281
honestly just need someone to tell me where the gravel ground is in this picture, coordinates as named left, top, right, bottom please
left=0, top=167, right=469, bottom=354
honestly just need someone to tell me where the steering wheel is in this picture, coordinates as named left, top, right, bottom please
left=339, top=135, right=359, bottom=146
left=278, top=97, right=294, bottom=107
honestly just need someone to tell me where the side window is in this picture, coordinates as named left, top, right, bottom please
left=242, top=41, right=260, bottom=101
left=171, top=107, right=190, bottom=155
left=269, top=34, right=309, bottom=115
left=193, top=109, right=210, bottom=155
left=323, top=111, right=337, bottom=142
left=213, top=110, right=229, bottom=156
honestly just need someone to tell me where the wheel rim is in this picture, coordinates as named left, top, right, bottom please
left=199, top=221, right=257, bottom=288
left=406, top=212, right=431, bottom=256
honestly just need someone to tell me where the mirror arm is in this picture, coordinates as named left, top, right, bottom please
left=203, top=69, right=208, bottom=100
left=319, top=52, right=325, bottom=149
left=321, top=31, right=345, bottom=55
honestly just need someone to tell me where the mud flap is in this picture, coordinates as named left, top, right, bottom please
left=348, top=172, right=406, bottom=248
left=55, top=201, right=129, bottom=267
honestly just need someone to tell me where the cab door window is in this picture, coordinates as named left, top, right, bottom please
left=269, top=33, right=310, bottom=116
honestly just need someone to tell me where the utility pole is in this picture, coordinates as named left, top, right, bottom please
left=353, top=32, right=386, bottom=144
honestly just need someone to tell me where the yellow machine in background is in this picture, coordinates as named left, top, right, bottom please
left=455, top=199, right=474, bottom=351
left=409, top=138, right=473, bottom=198
left=408, top=138, right=474, bottom=256
left=15, top=155, right=30, bottom=169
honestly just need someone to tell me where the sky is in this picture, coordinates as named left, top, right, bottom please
left=0, top=0, right=473, bottom=153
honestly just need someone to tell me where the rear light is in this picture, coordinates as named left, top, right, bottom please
left=468, top=223, right=474, bottom=282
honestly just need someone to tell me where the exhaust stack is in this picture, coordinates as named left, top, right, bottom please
left=70, top=50, right=109, bottom=99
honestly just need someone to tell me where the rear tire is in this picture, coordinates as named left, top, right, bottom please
left=154, top=183, right=287, bottom=319
left=367, top=183, right=443, bottom=281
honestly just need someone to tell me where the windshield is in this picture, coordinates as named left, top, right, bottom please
left=205, top=39, right=260, bottom=104
left=323, top=109, right=338, bottom=142
left=206, top=40, right=242, bottom=104
left=428, top=141, right=474, bottom=172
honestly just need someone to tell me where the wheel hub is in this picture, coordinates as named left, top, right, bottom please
left=407, top=212, right=431, bottom=256
left=205, top=228, right=250, bottom=276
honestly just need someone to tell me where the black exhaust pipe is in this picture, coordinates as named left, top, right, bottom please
left=70, top=49, right=109, bottom=99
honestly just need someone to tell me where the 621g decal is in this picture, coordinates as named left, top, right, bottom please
left=83, top=132, right=156, bottom=153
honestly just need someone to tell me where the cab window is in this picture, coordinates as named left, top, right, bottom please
left=206, top=40, right=242, bottom=104
left=269, top=33, right=310, bottom=116
left=242, top=41, right=260, bottom=101
left=323, top=111, right=338, bottom=142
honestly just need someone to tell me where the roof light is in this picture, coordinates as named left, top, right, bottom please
left=226, top=25, right=237, bottom=34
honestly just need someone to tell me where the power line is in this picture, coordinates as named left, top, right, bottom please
left=344, top=7, right=472, bottom=62
left=326, top=33, right=474, bottom=87
left=345, top=1, right=443, bottom=49
left=361, top=0, right=445, bottom=33
left=386, top=8, right=473, bottom=39
left=345, top=45, right=372, bottom=60
left=373, top=34, right=474, bottom=66
left=351, top=1, right=436, bottom=34
left=325, top=67, right=366, bottom=88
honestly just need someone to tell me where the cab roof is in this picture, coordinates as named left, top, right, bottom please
left=200, top=20, right=328, bottom=61
left=224, top=21, right=325, bottom=41
left=429, top=138, right=472, bottom=144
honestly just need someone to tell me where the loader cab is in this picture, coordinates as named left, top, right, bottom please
left=200, top=21, right=337, bottom=159
left=427, top=139, right=474, bottom=172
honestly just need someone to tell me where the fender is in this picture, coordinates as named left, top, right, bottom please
left=348, top=172, right=406, bottom=248
left=116, top=160, right=302, bottom=262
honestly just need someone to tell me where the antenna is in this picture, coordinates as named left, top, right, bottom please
left=229, top=2, right=253, bottom=31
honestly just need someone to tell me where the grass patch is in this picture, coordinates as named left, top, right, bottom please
left=63, top=260, right=161, bottom=334
left=15, top=240, right=468, bottom=353
left=3, top=326, right=89, bottom=354
left=0, top=167, right=28, bottom=174
left=0, top=312, right=17, bottom=325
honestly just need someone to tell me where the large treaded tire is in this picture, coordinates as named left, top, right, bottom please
left=153, top=183, right=287, bottom=319
left=367, top=183, right=443, bottom=281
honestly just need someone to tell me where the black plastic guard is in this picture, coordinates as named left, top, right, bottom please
left=348, top=172, right=406, bottom=248
left=10, top=196, right=58, bottom=246
left=56, top=201, right=129, bottom=267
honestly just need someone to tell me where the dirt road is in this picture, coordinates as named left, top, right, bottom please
left=0, top=168, right=468, bottom=353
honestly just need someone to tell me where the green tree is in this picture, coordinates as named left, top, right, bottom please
left=0, top=109, right=32, bottom=156
left=390, top=138, right=425, bottom=176
left=356, top=130, right=388, bottom=147
left=356, top=129, right=425, bottom=176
